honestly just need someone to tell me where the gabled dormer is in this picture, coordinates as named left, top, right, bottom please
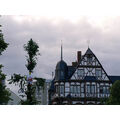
left=71, top=48, right=112, bottom=83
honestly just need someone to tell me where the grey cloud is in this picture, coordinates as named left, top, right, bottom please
left=0, top=15, right=120, bottom=80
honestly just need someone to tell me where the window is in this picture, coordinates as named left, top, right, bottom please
left=100, top=86, right=103, bottom=94
left=102, top=86, right=110, bottom=94
left=65, top=87, right=69, bottom=93
left=65, top=82, right=69, bottom=87
left=70, top=86, right=73, bottom=94
left=70, top=86, right=80, bottom=94
left=106, top=87, right=110, bottom=94
left=88, top=56, right=92, bottom=63
left=96, top=68, right=102, bottom=77
left=78, top=69, right=84, bottom=78
left=74, top=86, right=77, bottom=93
left=81, top=83, right=84, bottom=93
left=60, top=86, right=64, bottom=94
left=91, top=85, right=95, bottom=94
left=87, top=85, right=90, bottom=93
left=103, top=86, right=106, bottom=94
left=77, top=86, right=80, bottom=94
left=81, top=87, right=84, bottom=93
left=56, top=85, right=58, bottom=93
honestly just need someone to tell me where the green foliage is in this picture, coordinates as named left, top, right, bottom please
left=0, top=23, right=11, bottom=105
left=9, top=74, right=25, bottom=83
left=35, top=78, right=45, bottom=93
left=35, top=77, right=45, bottom=88
left=9, top=39, right=44, bottom=105
left=107, top=80, right=120, bottom=105
left=0, top=65, right=6, bottom=81
left=0, top=66, right=11, bottom=105
left=100, top=98, right=108, bottom=105
left=0, top=83, right=11, bottom=105
left=21, top=84, right=38, bottom=105
left=0, top=63, right=11, bottom=105
left=23, top=38, right=41, bottom=104
left=8, top=74, right=45, bottom=105
left=8, top=74, right=26, bottom=93
left=24, top=38, right=40, bottom=73
left=21, top=97, right=38, bottom=105
left=0, top=25, right=9, bottom=55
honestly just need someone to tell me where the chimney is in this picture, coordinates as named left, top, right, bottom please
left=77, top=51, right=81, bottom=62
left=72, top=62, right=77, bottom=67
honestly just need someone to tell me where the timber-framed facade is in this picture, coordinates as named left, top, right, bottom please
left=49, top=47, right=120, bottom=105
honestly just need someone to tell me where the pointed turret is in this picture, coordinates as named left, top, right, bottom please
left=55, top=43, right=68, bottom=81
left=61, top=41, right=63, bottom=60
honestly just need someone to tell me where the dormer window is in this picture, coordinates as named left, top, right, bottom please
left=96, top=68, right=102, bottom=77
left=87, top=55, right=92, bottom=64
left=77, top=69, right=84, bottom=78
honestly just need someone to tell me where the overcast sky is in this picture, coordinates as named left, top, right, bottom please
left=1, top=0, right=120, bottom=118
left=1, top=15, right=120, bottom=82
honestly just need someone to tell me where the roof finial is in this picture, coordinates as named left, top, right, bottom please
left=87, top=39, right=90, bottom=48
left=61, top=40, right=63, bottom=60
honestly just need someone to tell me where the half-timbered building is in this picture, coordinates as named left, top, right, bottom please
left=49, top=46, right=120, bottom=105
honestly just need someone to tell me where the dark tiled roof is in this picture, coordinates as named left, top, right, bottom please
left=67, top=66, right=76, bottom=79
left=49, top=66, right=75, bottom=91
left=49, top=79, right=55, bottom=91
left=55, top=60, right=68, bottom=80
left=56, top=60, right=67, bottom=70
left=109, top=76, right=120, bottom=83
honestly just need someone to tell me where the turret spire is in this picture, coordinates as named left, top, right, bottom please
left=61, top=40, right=63, bottom=60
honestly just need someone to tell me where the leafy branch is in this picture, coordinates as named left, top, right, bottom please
left=9, top=38, right=45, bottom=105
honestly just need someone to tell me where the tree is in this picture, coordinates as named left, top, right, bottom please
left=9, top=38, right=45, bottom=105
left=0, top=25, right=8, bottom=55
left=24, top=39, right=40, bottom=73
left=107, top=80, right=120, bottom=105
left=23, top=39, right=40, bottom=104
left=0, top=23, right=11, bottom=105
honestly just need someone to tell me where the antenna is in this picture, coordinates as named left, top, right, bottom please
left=52, top=72, right=54, bottom=79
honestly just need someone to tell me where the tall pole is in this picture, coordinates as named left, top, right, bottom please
left=27, top=72, right=32, bottom=104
